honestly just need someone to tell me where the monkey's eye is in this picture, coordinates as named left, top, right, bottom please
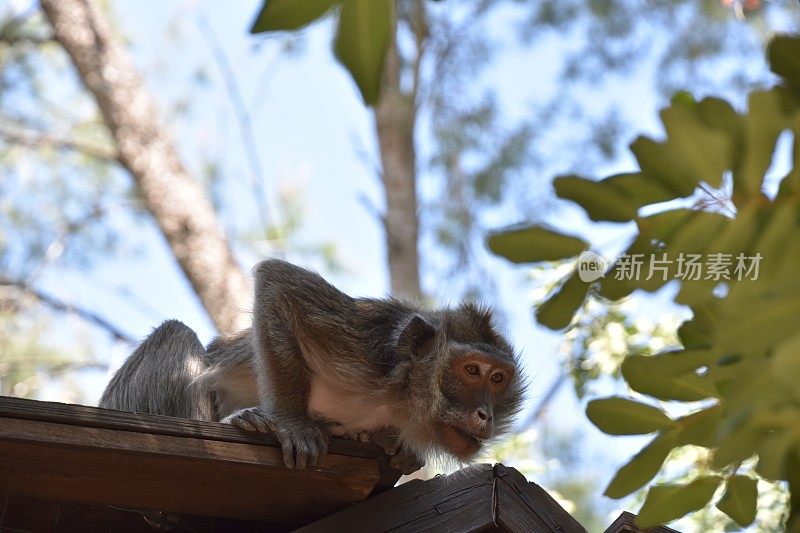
left=465, top=364, right=480, bottom=376
left=490, top=372, right=503, bottom=384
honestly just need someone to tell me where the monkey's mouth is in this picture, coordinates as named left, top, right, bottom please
left=440, top=424, right=484, bottom=459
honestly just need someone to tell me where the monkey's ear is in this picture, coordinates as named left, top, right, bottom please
left=398, top=315, right=437, bottom=357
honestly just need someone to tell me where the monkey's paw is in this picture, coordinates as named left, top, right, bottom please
left=272, top=415, right=329, bottom=470
left=222, top=406, right=277, bottom=433
left=222, top=408, right=328, bottom=470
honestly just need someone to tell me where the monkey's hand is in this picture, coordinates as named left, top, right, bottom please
left=369, top=427, right=425, bottom=475
left=222, top=407, right=328, bottom=470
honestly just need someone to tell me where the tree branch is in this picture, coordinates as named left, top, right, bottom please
left=373, top=17, right=423, bottom=299
left=40, top=0, right=252, bottom=334
left=0, top=277, right=135, bottom=344
left=409, top=0, right=429, bottom=109
left=0, top=125, right=119, bottom=161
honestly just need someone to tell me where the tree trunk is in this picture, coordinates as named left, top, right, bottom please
left=40, top=0, right=251, bottom=335
left=373, top=24, right=423, bottom=300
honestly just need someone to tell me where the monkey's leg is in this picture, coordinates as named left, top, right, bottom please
left=99, top=320, right=214, bottom=421
left=368, top=428, right=426, bottom=475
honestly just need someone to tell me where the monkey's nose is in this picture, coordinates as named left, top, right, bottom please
left=473, top=407, right=493, bottom=438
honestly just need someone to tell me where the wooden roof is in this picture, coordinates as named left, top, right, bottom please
left=298, top=463, right=587, bottom=533
left=0, top=396, right=399, bottom=528
left=604, top=512, right=680, bottom=533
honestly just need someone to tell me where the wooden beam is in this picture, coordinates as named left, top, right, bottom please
left=297, top=464, right=587, bottom=533
left=0, top=395, right=388, bottom=459
left=603, top=511, right=681, bottom=533
left=0, top=396, right=401, bottom=526
left=494, top=464, right=586, bottom=533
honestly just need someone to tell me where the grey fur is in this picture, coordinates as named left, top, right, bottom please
left=99, top=320, right=215, bottom=421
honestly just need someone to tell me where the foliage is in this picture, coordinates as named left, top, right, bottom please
left=490, top=34, right=800, bottom=528
left=250, top=0, right=393, bottom=105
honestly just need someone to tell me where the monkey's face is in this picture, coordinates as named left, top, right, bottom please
left=435, top=350, right=517, bottom=460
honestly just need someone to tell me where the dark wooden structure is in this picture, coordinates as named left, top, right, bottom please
left=0, top=396, right=398, bottom=530
left=298, top=463, right=586, bottom=533
left=604, top=512, right=680, bottom=533
left=0, top=397, right=677, bottom=532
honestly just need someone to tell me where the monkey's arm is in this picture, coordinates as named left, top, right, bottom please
left=224, top=259, right=356, bottom=469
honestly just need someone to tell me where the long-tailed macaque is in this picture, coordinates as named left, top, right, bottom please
left=100, top=260, right=525, bottom=474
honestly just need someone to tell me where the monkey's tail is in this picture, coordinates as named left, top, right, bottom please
left=98, top=320, right=215, bottom=421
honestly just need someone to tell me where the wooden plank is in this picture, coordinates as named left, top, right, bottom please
left=0, top=393, right=407, bottom=526
left=0, top=417, right=378, bottom=524
left=297, top=464, right=500, bottom=533
left=603, top=511, right=681, bottom=533
left=0, top=396, right=401, bottom=497
left=494, top=465, right=587, bottom=533
left=0, top=395, right=390, bottom=460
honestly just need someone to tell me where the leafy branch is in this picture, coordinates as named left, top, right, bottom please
left=489, top=35, right=800, bottom=528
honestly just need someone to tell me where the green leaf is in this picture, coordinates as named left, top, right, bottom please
left=487, top=225, right=587, bottom=263
left=636, top=208, right=695, bottom=241
left=604, top=432, right=677, bottom=499
left=662, top=211, right=730, bottom=257
left=250, top=0, right=338, bottom=32
left=736, top=89, right=789, bottom=198
left=536, top=272, right=589, bottom=330
left=716, top=272, right=800, bottom=357
left=624, top=368, right=717, bottom=402
left=705, top=203, right=758, bottom=255
left=776, top=125, right=800, bottom=198
left=671, top=90, right=695, bottom=107
left=696, top=97, right=742, bottom=139
left=768, top=35, right=800, bottom=89
left=603, top=172, right=675, bottom=207
left=334, top=0, right=393, bottom=105
left=622, top=351, right=717, bottom=402
left=587, top=398, right=674, bottom=436
left=744, top=201, right=798, bottom=281
left=660, top=100, right=732, bottom=188
left=674, top=405, right=724, bottom=448
left=631, top=136, right=697, bottom=197
left=713, top=424, right=761, bottom=470
left=757, top=429, right=800, bottom=480
left=624, top=350, right=711, bottom=376
left=716, top=475, right=758, bottom=527
left=635, top=476, right=722, bottom=528
left=677, top=302, right=718, bottom=348
left=599, top=209, right=694, bottom=300
left=553, top=174, right=638, bottom=222
left=771, top=333, right=800, bottom=391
